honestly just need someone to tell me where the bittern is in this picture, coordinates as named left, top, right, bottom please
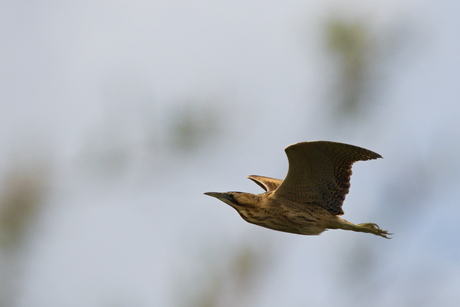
left=205, top=141, right=391, bottom=238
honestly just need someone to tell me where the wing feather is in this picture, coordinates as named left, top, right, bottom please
left=248, top=175, right=283, bottom=192
left=273, top=141, right=381, bottom=215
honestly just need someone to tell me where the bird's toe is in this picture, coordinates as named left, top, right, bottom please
left=357, top=223, right=392, bottom=239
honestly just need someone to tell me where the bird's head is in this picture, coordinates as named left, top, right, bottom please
left=204, top=191, right=259, bottom=212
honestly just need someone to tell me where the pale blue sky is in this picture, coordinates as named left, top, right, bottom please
left=1, top=0, right=460, bottom=306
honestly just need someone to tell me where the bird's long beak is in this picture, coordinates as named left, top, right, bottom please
left=204, top=192, right=231, bottom=201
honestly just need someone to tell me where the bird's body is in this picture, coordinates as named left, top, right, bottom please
left=231, top=190, right=333, bottom=235
left=205, top=141, right=391, bottom=238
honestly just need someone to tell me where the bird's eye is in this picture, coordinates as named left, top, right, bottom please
left=228, top=194, right=238, bottom=204
left=227, top=192, right=243, bottom=206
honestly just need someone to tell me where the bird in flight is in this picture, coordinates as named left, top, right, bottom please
left=205, top=141, right=391, bottom=238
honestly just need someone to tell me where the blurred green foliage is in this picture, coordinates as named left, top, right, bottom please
left=0, top=160, right=49, bottom=307
left=168, top=99, right=223, bottom=152
left=0, top=164, right=48, bottom=250
left=325, top=18, right=378, bottom=118
left=185, top=242, right=270, bottom=307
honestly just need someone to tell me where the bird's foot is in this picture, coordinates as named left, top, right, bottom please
left=357, top=223, right=392, bottom=239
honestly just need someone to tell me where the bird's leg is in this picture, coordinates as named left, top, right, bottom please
left=338, top=219, right=392, bottom=239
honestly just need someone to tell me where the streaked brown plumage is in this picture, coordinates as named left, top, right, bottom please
left=205, top=141, right=391, bottom=238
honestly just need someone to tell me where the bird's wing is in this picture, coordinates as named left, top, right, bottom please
left=273, top=141, right=382, bottom=215
left=248, top=175, right=283, bottom=192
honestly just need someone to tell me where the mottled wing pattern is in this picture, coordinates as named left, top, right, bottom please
left=248, top=175, right=283, bottom=192
left=273, top=141, right=382, bottom=215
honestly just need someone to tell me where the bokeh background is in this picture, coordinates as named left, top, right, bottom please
left=1, top=0, right=460, bottom=306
